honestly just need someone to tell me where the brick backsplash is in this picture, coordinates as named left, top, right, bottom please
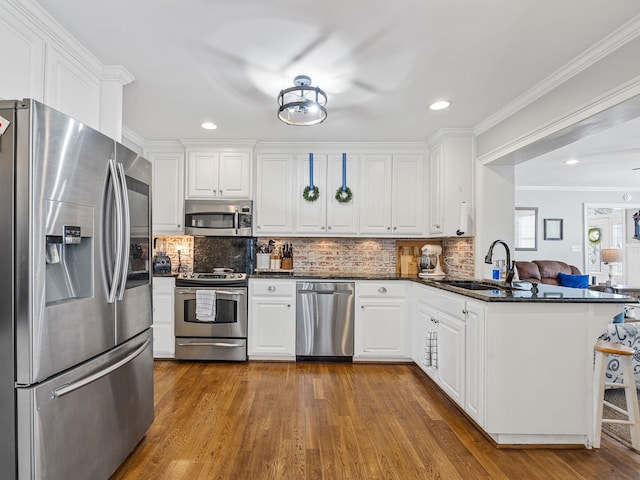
left=259, top=238, right=397, bottom=274
left=153, top=235, right=475, bottom=277
left=442, top=237, right=475, bottom=278
left=152, top=235, right=194, bottom=273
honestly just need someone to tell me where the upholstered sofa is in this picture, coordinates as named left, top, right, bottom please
left=515, top=260, right=582, bottom=286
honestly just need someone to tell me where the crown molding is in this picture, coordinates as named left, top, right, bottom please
left=427, top=128, right=475, bottom=146
left=122, top=125, right=146, bottom=147
left=102, top=65, right=135, bottom=85
left=254, top=141, right=428, bottom=153
left=180, top=139, right=258, bottom=150
left=516, top=185, right=640, bottom=192
left=474, top=14, right=640, bottom=136
left=7, top=0, right=103, bottom=79
left=477, top=74, right=640, bottom=165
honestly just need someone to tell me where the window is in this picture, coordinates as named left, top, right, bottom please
left=515, top=207, right=538, bottom=251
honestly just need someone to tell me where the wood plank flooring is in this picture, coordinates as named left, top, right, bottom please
left=110, top=361, right=640, bottom=480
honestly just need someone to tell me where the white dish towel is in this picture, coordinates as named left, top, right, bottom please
left=420, top=331, right=438, bottom=368
left=195, top=290, right=216, bottom=322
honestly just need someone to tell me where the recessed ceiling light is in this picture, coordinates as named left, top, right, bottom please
left=429, top=100, right=451, bottom=111
left=564, top=159, right=579, bottom=165
left=201, top=122, right=217, bottom=130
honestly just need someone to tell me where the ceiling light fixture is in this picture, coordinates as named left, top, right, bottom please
left=277, top=75, right=327, bottom=126
left=429, top=100, right=451, bottom=111
left=564, top=159, right=579, bottom=165
left=201, top=122, right=217, bottom=130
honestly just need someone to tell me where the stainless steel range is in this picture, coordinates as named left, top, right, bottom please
left=174, top=271, right=248, bottom=361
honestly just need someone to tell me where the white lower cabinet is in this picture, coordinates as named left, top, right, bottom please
left=248, top=279, right=296, bottom=360
left=355, top=282, right=410, bottom=361
left=436, top=310, right=465, bottom=407
left=412, top=283, right=470, bottom=410
left=152, top=276, right=175, bottom=358
left=464, top=300, right=486, bottom=427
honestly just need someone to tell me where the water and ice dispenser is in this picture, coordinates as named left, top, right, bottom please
left=45, top=202, right=93, bottom=304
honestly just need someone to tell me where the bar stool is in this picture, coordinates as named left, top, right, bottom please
left=593, top=339, right=640, bottom=450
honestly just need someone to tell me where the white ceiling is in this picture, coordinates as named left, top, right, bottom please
left=36, top=0, right=640, bottom=148
left=515, top=116, right=640, bottom=188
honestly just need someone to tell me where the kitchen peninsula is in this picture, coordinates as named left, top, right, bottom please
left=249, top=273, right=632, bottom=449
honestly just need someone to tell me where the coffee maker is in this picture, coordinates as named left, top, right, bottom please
left=419, top=244, right=445, bottom=278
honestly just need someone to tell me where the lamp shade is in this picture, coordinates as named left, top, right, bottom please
left=601, top=248, right=623, bottom=263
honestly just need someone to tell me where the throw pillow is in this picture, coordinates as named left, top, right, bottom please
left=557, top=272, right=589, bottom=288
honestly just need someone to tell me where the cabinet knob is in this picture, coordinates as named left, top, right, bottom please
left=378, top=286, right=387, bottom=294
left=287, top=304, right=291, bottom=308
left=462, top=309, right=469, bottom=315
left=220, top=190, right=223, bottom=196
left=213, top=189, right=217, bottom=195
left=268, top=286, right=276, bottom=292
left=321, top=226, right=325, bottom=230
left=387, top=226, right=391, bottom=231
left=434, top=224, right=441, bottom=229
left=393, top=226, right=397, bottom=230
left=327, top=226, right=331, bottom=230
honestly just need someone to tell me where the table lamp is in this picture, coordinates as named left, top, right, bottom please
left=601, top=248, right=623, bottom=286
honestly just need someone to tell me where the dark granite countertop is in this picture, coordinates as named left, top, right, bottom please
left=152, top=273, right=178, bottom=278
left=249, top=271, right=636, bottom=304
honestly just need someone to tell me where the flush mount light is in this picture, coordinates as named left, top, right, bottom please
left=429, top=100, right=451, bottom=111
left=201, top=122, right=217, bottom=130
left=564, top=159, right=579, bottom=165
left=277, top=75, right=327, bottom=126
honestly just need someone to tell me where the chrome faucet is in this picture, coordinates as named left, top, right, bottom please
left=484, top=240, right=515, bottom=287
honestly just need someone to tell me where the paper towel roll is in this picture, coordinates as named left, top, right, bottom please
left=457, top=201, right=469, bottom=236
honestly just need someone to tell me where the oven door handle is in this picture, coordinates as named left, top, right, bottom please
left=214, top=290, right=245, bottom=296
left=175, top=289, right=245, bottom=295
left=177, top=341, right=244, bottom=348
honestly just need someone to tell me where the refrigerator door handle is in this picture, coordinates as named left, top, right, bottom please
left=115, top=162, right=130, bottom=301
left=52, top=338, right=151, bottom=399
left=234, top=207, right=239, bottom=235
left=107, top=159, right=124, bottom=303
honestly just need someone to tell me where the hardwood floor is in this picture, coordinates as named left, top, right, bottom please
left=110, top=361, right=640, bottom=480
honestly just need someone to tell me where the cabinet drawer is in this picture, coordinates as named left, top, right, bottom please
left=358, top=282, right=407, bottom=298
left=249, top=280, right=296, bottom=297
left=414, top=284, right=466, bottom=319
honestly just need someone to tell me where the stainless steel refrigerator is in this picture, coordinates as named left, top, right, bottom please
left=0, top=99, right=154, bottom=480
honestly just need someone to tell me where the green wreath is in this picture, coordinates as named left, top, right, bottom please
left=303, top=185, right=320, bottom=202
left=335, top=186, right=353, bottom=203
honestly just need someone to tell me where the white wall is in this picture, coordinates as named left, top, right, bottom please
left=515, top=188, right=640, bottom=278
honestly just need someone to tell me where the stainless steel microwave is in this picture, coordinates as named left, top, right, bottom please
left=184, top=199, right=252, bottom=236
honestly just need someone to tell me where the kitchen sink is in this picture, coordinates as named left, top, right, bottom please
left=437, top=280, right=504, bottom=290
left=435, top=279, right=532, bottom=292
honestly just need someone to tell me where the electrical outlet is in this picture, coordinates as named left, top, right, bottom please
left=571, top=245, right=582, bottom=253
left=382, top=252, right=390, bottom=263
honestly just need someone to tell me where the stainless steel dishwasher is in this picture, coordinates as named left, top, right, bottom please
left=296, top=282, right=355, bottom=360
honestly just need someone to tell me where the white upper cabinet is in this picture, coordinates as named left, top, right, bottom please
left=254, top=152, right=295, bottom=235
left=0, top=1, right=105, bottom=131
left=428, top=129, right=474, bottom=236
left=148, top=147, right=185, bottom=234
left=185, top=147, right=251, bottom=199
left=295, top=153, right=359, bottom=235
left=360, top=153, right=424, bottom=236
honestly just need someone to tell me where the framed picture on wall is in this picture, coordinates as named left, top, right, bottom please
left=544, top=218, right=563, bottom=240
